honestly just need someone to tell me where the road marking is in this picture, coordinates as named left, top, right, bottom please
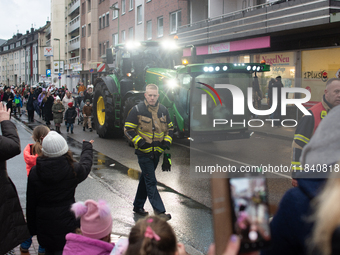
left=173, top=142, right=291, bottom=179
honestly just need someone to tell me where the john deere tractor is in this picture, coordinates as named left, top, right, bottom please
left=93, top=41, right=270, bottom=141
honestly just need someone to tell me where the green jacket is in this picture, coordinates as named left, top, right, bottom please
left=52, top=102, right=65, bottom=124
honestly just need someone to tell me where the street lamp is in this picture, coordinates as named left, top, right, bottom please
left=54, top=38, right=61, bottom=88
left=110, top=4, right=120, bottom=44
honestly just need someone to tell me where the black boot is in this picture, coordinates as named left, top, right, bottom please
left=83, top=127, right=85, bottom=131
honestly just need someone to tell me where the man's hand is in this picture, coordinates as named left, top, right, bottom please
left=0, top=103, right=11, bottom=122
left=292, top=178, right=298, bottom=187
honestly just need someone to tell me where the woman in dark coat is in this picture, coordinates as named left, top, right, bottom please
left=0, top=103, right=30, bottom=254
left=26, top=131, right=93, bottom=255
left=43, top=91, right=55, bottom=129
left=26, top=88, right=35, bottom=122
left=52, top=96, right=65, bottom=133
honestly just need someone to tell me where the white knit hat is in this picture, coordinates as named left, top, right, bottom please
left=42, top=131, right=69, bottom=157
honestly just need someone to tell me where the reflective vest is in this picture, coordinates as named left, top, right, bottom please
left=309, top=102, right=327, bottom=134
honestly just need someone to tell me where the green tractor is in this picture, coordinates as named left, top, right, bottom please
left=93, top=41, right=270, bottom=141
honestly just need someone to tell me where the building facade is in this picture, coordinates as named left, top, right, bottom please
left=177, top=0, right=340, bottom=103
left=0, top=24, right=49, bottom=86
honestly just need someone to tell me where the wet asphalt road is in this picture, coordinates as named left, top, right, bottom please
left=8, top=113, right=293, bottom=254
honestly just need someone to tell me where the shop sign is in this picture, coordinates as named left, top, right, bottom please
left=208, top=42, right=230, bottom=54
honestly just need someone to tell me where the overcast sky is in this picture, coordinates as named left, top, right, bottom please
left=0, top=0, right=51, bottom=40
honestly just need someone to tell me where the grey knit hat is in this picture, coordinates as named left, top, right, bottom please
left=42, top=131, right=69, bottom=157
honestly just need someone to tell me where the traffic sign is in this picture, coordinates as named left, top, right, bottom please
left=58, top=76, right=61, bottom=80
left=58, top=73, right=61, bottom=77
left=90, top=68, right=94, bottom=73
left=97, top=63, right=106, bottom=72
left=46, top=69, right=51, bottom=77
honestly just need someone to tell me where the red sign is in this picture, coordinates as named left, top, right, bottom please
left=89, top=68, right=94, bottom=73
left=97, top=63, right=106, bottom=72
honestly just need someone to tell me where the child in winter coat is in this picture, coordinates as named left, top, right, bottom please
left=63, top=199, right=115, bottom=255
left=20, top=125, right=50, bottom=254
left=26, top=131, right=94, bottom=254
left=83, top=99, right=93, bottom=132
left=13, top=92, right=23, bottom=116
left=64, top=102, right=77, bottom=134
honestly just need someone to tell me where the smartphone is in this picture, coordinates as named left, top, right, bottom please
left=229, top=177, right=271, bottom=253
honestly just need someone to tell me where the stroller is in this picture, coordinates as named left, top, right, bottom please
left=77, top=100, right=85, bottom=125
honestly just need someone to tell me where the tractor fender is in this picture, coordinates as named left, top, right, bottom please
left=122, top=90, right=145, bottom=103
left=94, top=75, right=119, bottom=96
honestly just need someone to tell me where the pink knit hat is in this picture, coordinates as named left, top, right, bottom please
left=71, top=200, right=113, bottom=240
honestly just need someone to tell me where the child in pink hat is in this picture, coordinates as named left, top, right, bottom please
left=63, top=200, right=115, bottom=255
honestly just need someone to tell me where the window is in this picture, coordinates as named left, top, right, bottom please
left=112, top=33, right=118, bottom=46
left=112, top=3, right=118, bottom=19
left=99, top=44, right=102, bottom=56
left=170, top=10, right=181, bottom=34
left=121, top=30, right=126, bottom=43
left=129, top=0, right=133, bottom=10
left=99, top=17, right=102, bottom=29
left=102, top=14, right=105, bottom=28
left=137, top=5, right=142, bottom=24
left=88, top=0, right=91, bottom=11
left=122, top=0, right=126, bottom=14
left=129, top=27, right=133, bottom=39
left=146, top=0, right=151, bottom=2
left=103, top=43, right=106, bottom=55
left=157, top=16, right=163, bottom=37
left=82, top=25, right=86, bottom=37
left=82, top=48, right=86, bottom=60
left=146, top=20, right=152, bottom=40
left=106, top=12, right=109, bottom=26
left=88, top=49, right=91, bottom=60
left=82, top=2, right=85, bottom=14
left=88, top=23, right=91, bottom=36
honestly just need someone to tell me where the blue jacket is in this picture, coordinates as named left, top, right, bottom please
left=261, top=179, right=325, bottom=255
left=14, top=95, right=22, bottom=107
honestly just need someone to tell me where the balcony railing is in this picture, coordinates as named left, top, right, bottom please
left=68, top=15, right=80, bottom=33
left=68, top=36, right=80, bottom=52
left=68, top=0, right=80, bottom=16
left=69, top=56, right=80, bottom=64
left=177, top=0, right=333, bottom=46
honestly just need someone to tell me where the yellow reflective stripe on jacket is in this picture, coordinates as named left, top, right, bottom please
left=168, top=122, right=174, bottom=128
left=294, top=134, right=310, bottom=144
left=137, top=147, right=153, bottom=153
left=154, top=147, right=164, bottom=153
left=138, top=129, right=153, bottom=139
left=154, top=132, right=164, bottom=138
left=164, top=135, right=172, bottom=143
left=291, top=161, right=303, bottom=171
left=125, top=122, right=138, bottom=129
left=132, top=135, right=142, bottom=145
left=137, top=146, right=165, bottom=153
left=138, top=129, right=164, bottom=139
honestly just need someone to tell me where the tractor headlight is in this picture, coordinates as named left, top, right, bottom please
left=166, top=79, right=178, bottom=88
left=126, top=41, right=141, bottom=50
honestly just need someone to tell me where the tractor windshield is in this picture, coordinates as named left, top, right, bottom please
left=189, top=72, right=252, bottom=132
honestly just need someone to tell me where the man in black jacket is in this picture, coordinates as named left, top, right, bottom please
left=124, top=84, right=174, bottom=220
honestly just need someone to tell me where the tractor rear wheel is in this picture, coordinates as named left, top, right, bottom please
left=93, top=81, right=123, bottom=138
